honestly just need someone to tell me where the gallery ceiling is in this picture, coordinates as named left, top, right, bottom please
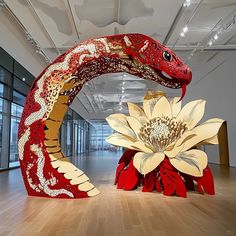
left=2, top=0, right=236, bottom=115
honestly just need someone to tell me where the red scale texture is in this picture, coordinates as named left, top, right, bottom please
left=115, top=150, right=215, bottom=198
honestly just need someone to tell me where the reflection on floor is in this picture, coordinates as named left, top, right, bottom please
left=0, top=151, right=236, bottom=236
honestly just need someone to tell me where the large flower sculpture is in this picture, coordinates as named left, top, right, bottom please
left=106, top=92, right=224, bottom=197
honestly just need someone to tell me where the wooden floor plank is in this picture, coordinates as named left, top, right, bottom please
left=0, top=151, right=236, bottom=236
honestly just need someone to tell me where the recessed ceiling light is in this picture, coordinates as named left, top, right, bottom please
left=119, top=102, right=122, bottom=105
left=208, top=41, right=213, bottom=46
left=122, top=81, right=125, bottom=85
left=214, top=34, right=218, bottom=40
left=22, top=77, right=26, bottom=81
left=180, top=32, right=185, bottom=37
left=183, top=26, right=188, bottom=33
left=183, top=0, right=191, bottom=7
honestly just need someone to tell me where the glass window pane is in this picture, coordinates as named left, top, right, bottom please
left=0, top=66, right=12, bottom=86
left=13, top=76, right=30, bottom=96
left=0, top=99, right=3, bottom=169
left=9, top=103, right=23, bottom=168
left=89, top=120, right=116, bottom=151
left=0, top=48, right=14, bottom=72
left=66, top=120, right=73, bottom=156
left=13, top=91, right=26, bottom=106
left=14, top=61, right=35, bottom=87
left=0, top=83, right=3, bottom=98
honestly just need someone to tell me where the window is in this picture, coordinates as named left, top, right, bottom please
left=89, top=120, right=116, bottom=151
left=60, top=109, right=90, bottom=157
left=0, top=48, right=34, bottom=170
left=0, top=98, right=3, bottom=169
left=9, top=103, right=23, bottom=167
left=13, top=76, right=30, bottom=96
left=13, top=91, right=26, bottom=107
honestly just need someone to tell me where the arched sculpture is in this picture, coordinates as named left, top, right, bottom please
left=18, top=34, right=192, bottom=198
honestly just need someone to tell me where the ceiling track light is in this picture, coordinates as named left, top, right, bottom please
left=185, top=6, right=235, bottom=63
left=2, top=3, right=51, bottom=64
left=0, top=0, right=5, bottom=8
left=183, top=26, right=188, bottom=33
left=207, top=14, right=236, bottom=47
left=23, top=30, right=51, bottom=63
left=208, top=33, right=220, bottom=46
left=180, top=26, right=188, bottom=37
left=183, top=0, right=191, bottom=7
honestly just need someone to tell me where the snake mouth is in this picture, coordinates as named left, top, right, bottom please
left=155, top=69, right=190, bottom=100
left=156, top=69, right=190, bottom=88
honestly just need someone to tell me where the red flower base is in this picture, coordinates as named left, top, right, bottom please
left=115, top=150, right=215, bottom=198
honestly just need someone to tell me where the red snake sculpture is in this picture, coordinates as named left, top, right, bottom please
left=18, top=34, right=192, bottom=198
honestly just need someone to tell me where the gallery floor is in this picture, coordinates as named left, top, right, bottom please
left=0, top=151, right=236, bottom=236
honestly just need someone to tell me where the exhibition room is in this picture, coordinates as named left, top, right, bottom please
left=0, top=0, right=236, bottom=235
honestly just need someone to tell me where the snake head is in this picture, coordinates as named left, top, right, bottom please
left=116, top=34, right=192, bottom=100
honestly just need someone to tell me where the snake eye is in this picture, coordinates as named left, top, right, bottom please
left=163, top=51, right=172, bottom=62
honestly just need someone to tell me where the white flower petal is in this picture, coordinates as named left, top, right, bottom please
left=176, top=100, right=206, bottom=130
left=106, top=114, right=136, bottom=139
left=175, top=131, right=196, bottom=147
left=169, top=149, right=208, bottom=177
left=152, top=96, right=172, bottom=118
left=106, top=133, right=137, bottom=150
left=164, top=131, right=195, bottom=153
left=131, top=141, right=154, bottom=153
left=126, top=116, right=142, bottom=138
left=170, top=97, right=181, bottom=117
left=181, top=118, right=224, bottom=152
left=198, top=135, right=219, bottom=145
left=164, top=144, right=184, bottom=158
left=143, top=97, right=159, bottom=119
left=127, top=102, right=147, bottom=124
left=133, top=152, right=165, bottom=175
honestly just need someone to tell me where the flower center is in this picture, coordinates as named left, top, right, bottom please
left=151, top=123, right=170, bottom=137
left=138, top=116, right=187, bottom=152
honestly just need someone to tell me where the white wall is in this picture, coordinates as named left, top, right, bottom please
left=0, top=8, right=46, bottom=77
left=185, top=51, right=236, bottom=167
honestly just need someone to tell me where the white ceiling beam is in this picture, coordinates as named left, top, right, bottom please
left=1, top=1, right=51, bottom=63
left=171, top=0, right=204, bottom=49
left=75, top=96, right=90, bottom=114
left=163, top=4, right=185, bottom=45
left=96, top=94, right=105, bottom=111
left=80, top=91, right=97, bottom=112
left=66, top=0, right=80, bottom=41
left=25, top=0, right=60, bottom=55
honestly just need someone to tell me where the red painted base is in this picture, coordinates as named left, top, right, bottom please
left=115, top=150, right=215, bottom=198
